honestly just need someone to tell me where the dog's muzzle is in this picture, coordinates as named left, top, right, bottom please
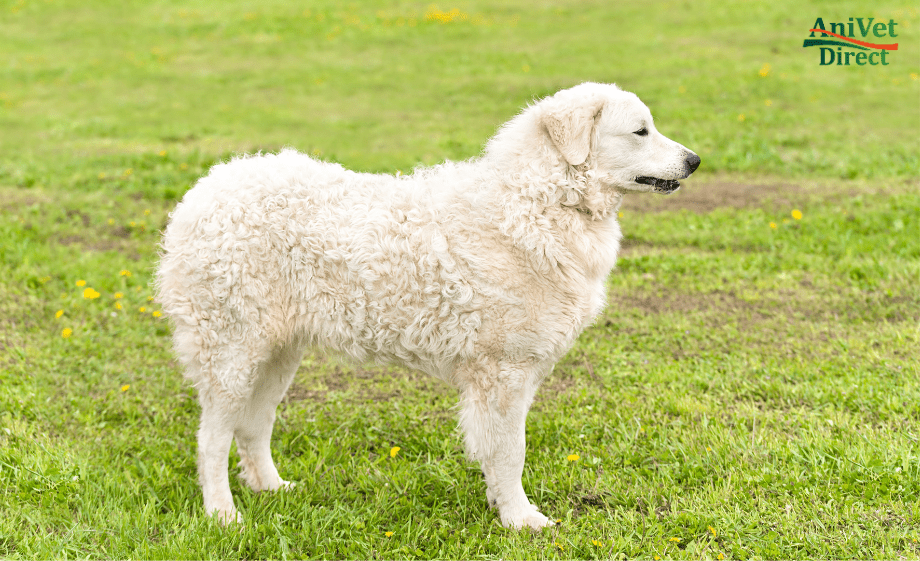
left=635, top=176, right=681, bottom=194
left=635, top=153, right=700, bottom=195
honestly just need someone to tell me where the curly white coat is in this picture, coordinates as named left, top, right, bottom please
left=156, top=82, right=699, bottom=529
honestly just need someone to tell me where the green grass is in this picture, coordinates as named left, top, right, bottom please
left=1, top=0, right=919, bottom=558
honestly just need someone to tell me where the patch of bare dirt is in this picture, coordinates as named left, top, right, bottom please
left=284, top=385, right=329, bottom=402
left=603, top=288, right=783, bottom=345
left=111, top=225, right=132, bottom=238
left=608, top=288, right=763, bottom=317
left=285, top=359, right=452, bottom=406
left=0, top=192, right=52, bottom=212
left=617, top=175, right=920, bottom=214
left=64, top=209, right=91, bottom=227
left=621, top=180, right=808, bottom=214
left=55, top=234, right=125, bottom=252
left=606, top=283, right=920, bottom=327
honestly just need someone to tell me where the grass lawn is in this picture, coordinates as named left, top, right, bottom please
left=1, top=0, right=919, bottom=559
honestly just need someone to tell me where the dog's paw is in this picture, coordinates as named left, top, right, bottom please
left=212, top=507, right=243, bottom=526
left=238, top=466, right=292, bottom=492
left=500, top=503, right=553, bottom=531
left=279, top=479, right=296, bottom=490
left=520, top=510, right=554, bottom=531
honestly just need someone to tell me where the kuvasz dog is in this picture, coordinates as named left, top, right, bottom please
left=156, top=82, right=699, bottom=530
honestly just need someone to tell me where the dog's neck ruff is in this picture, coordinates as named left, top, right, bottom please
left=560, top=162, right=623, bottom=219
left=489, top=156, right=622, bottom=277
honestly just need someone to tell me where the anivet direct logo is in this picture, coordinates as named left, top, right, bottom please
left=803, top=18, right=899, bottom=66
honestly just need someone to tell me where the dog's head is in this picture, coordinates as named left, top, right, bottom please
left=538, top=82, right=699, bottom=194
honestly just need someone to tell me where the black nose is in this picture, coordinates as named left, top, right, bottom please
left=685, top=153, right=701, bottom=174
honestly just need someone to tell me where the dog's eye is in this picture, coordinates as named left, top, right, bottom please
left=633, top=127, right=648, bottom=137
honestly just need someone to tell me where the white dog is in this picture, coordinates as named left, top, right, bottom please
left=156, top=82, right=699, bottom=530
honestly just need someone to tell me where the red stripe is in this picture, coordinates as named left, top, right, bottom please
left=808, top=29, right=898, bottom=51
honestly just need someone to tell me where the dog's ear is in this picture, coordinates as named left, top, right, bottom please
left=540, top=94, right=604, bottom=166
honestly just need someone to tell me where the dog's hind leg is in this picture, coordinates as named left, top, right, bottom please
left=192, top=336, right=281, bottom=525
left=197, top=383, right=245, bottom=525
left=458, top=361, right=552, bottom=530
left=234, top=337, right=306, bottom=493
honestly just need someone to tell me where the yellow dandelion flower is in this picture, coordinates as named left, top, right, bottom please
left=121, top=384, right=130, bottom=392
left=567, top=454, right=580, bottom=462
left=911, top=73, right=919, bottom=81
left=130, top=221, right=136, bottom=227
left=139, top=306, right=146, bottom=313
left=144, top=209, right=151, bottom=215
left=114, top=292, right=123, bottom=299
left=759, top=63, right=771, bottom=77
left=706, top=446, right=712, bottom=451
left=180, top=163, right=188, bottom=170
left=158, top=150, right=166, bottom=157
left=765, top=99, right=772, bottom=106
left=737, top=113, right=745, bottom=121
left=390, top=446, right=400, bottom=457
left=384, top=531, right=394, bottom=537
left=153, top=310, right=161, bottom=317
left=115, top=302, right=123, bottom=310
left=791, top=209, right=802, bottom=220
left=669, top=537, right=681, bottom=542
left=655, top=556, right=661, bottom=560
left=770, top=222, right=777, bottom=229
left=425, top=7, right=468, bottom=23
left=62, top=328, right=73, bottom=338
left=592, top=539, right=602, bottom=546
left=120, top=269, right=132, bottom=277
left=76, top=280, right=86, bottom=287
left=108, top=218, right=115, bottom=225
left=124, top=168, right=133, bottom=176
left=709, top=525, right=717, bottom=536
left=55, top=309, right=64, bottom=319
left=618, top=211, right=623, bottom=218
left=98, top=172, right=106, bottom=180
left=83, top=287, right=100, bottom=299
left=554, top=541, right=564, bottom=551
left=718, top=554, right=724, bottom=560
left=147, top=295, right=154, bottom=301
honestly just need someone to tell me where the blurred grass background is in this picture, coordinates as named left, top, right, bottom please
left=1, top=0, right=917, bottom=190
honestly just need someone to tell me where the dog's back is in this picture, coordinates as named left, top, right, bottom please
left=157, top=150, right=500, bottom=398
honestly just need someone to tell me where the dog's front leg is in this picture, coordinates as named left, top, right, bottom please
left=458, top=364, right=552, bottom=530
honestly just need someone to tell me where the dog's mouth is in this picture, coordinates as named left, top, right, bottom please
left=635, top=176, right=680, bottom=194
